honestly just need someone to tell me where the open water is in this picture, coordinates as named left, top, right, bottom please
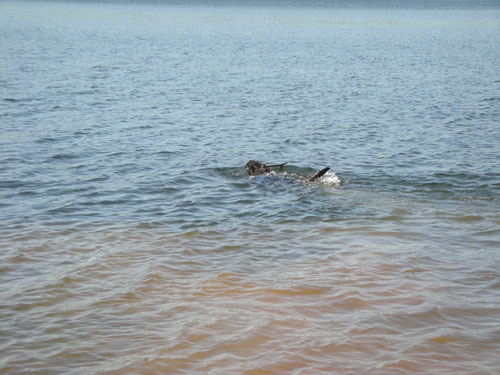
left=1, top=1, right=500, bottom=374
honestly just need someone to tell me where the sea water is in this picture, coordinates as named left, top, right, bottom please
left=1, top=0, right=499, bottom=374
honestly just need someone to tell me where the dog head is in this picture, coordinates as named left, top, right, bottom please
left=245, top=160, right=270, bottom=176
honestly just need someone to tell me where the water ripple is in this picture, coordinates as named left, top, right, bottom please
left=1, top=2, right=499, bottom=374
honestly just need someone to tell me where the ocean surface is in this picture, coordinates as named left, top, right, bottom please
left=1, top=1, right=500, bottom=374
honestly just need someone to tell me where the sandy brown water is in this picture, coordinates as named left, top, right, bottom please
left=2, top=214, right=499, bottom=374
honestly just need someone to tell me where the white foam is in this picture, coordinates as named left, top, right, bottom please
left=317, top=171, right=341, bottom=186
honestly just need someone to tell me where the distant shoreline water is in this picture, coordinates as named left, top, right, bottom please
left=7, top=0, right=500, bottom=8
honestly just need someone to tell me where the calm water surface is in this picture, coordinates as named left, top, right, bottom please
left=1, top=1, right=500, bottom=374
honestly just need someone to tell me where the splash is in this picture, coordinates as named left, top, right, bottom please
left=315, top=171, right=341, bottom=187
left=258, top=170, right=341, bottom=187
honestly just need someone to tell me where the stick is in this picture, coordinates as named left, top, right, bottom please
left=266, top=162, right=288, bottom=168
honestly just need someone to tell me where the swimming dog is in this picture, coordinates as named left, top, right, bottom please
left=245, top=160, right=330, bottom=182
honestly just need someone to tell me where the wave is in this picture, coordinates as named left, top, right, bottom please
left=346, top=171, right=499, bottom=201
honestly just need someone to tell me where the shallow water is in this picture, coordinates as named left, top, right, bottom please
left=1, top=1, right=500, bottom=374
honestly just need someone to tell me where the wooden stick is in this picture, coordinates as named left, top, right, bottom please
left=266, top=162, right=288, bottom=168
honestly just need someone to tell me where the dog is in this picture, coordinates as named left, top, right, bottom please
left=245, top=160, right=330, bottom=182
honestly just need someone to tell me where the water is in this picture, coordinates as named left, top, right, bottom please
left=1, top=1, right=500, bottom=374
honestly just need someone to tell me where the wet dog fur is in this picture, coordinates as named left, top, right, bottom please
left=245, top=160, right=329, bottom=181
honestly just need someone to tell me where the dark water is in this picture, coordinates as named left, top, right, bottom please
left=1, top=1, right=500, bottom=374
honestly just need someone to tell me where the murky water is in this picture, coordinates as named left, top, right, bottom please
left=1, top=1, right=499, bottom=374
